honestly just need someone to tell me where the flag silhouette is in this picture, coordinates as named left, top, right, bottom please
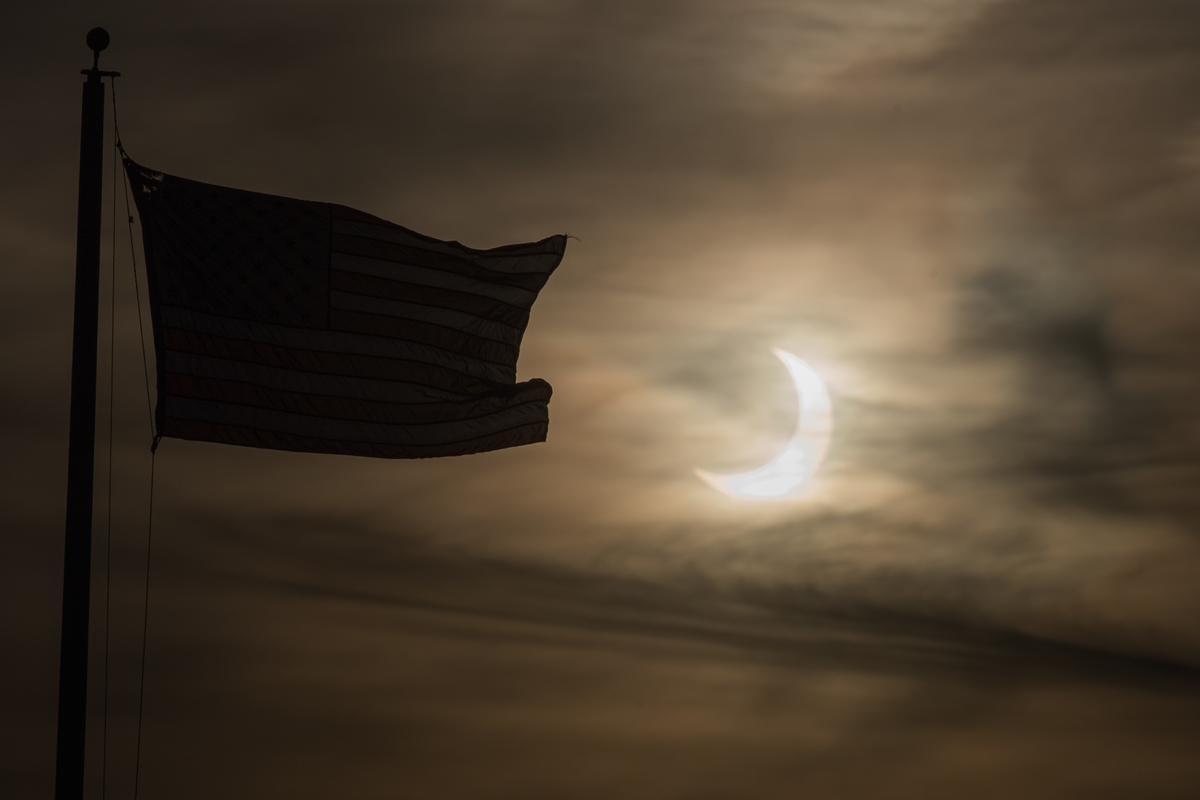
left=126, top=159, right=566, bottom=458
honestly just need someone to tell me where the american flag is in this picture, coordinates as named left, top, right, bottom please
left=126, top=159, right=567, bottom=459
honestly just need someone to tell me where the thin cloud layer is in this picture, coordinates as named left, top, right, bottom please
left=3, top=0, right=1199, bottom=797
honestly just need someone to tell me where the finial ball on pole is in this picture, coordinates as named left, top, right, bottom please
left=86, top=27, right=110, bottom=54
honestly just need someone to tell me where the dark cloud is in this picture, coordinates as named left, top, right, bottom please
left=944, top=258, right=1200, bottom=526
left=959, top=266, right=1113, bottom=387
left=11, top=503, right=1200, bottom=797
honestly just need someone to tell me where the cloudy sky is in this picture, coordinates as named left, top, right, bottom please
left=5, top=1, right=1200, bottom=797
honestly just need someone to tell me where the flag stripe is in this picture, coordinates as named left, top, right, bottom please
left=332, top=222, right=562, bottom=278
left=166, top=395, right=549, bottom=446
left=163, top=303, right=511, bottom=371
left=329, top=269, right=530, bottom=328
left=160, top=306, right=504, bottom=383
left=329, top=290, right=522, bottom=347
left=162, top=418, right=548, bottom=458
left=162, top=372, right=550, bottom=425
left=331, top=252, right=538, bottom=307
left=163, top=350, right=474, bottom=403
left=332, top=232, right=550, bottom=291
left=331, top=210, right=564, bottom=264
left=161, top=327, right=492, bottom=393
left=329, top=310, right=516, bottom=378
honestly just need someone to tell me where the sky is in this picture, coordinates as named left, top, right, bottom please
left=4, top=1, right=1200, bottom=797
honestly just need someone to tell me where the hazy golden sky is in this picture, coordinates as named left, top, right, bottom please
left=4, top=1, right=1200, bottom=797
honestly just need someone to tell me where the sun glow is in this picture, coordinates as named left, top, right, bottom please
left=696, top=349, right=833, bottom=501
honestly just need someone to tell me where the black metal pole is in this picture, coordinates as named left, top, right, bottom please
left=55, top=27, right=117, bottom=800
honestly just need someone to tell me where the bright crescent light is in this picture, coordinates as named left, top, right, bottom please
left=696, top=349, right=833, bottom=500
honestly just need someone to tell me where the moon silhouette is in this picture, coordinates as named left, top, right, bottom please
left=696, top=349, right=833, bottom=500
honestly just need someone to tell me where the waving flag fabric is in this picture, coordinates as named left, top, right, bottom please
left=126, top=159, right=566, bottom=458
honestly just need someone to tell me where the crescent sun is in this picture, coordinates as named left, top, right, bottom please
left=696, top=349, right=833, bottom=500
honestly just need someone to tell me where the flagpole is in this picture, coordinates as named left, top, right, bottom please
left=56, top=27, right=118, bottom=800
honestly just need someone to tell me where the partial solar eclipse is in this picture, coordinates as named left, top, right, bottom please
left=696, top=349, right=832, bottom=500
